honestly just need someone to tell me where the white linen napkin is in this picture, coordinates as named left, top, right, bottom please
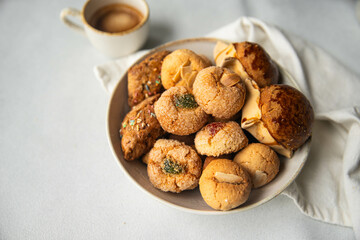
left=94, top=17, right=360, bottom=238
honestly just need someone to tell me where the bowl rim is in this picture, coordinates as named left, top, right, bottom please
left=106, top=37, right=310, bottom=215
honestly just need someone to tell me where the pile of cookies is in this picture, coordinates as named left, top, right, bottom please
left=119, top=41, right=314, bottom=211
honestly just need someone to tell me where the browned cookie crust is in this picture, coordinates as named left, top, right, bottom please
left=193, top=66, right=246, bottom=119
left=234, top=143, right=280, bottom=188
left=120, top=95, right=165, bottom=161
left=147, top=139, right=202, bottom=193
left=199, top=159, right=252, bottom=210
left=194, top=121, right=248, bottom=157
left=128, top=50, right=171, bottom=107
left=234, top=42, right=279, bottom=88
left=154, top=86, right=209, bottom=135
left=260, top=84, right=314, bottom=151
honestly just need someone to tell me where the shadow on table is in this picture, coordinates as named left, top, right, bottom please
left=142, top=21, right=173, bottom=49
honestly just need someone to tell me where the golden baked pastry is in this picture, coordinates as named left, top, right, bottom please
left=199, top=159, right=252, bottom=211
left=214, top=41, right=279, bottom=88
left=234, top=143, right=280, bottom=188
left=147, top=139, right=202, bottom=193
left=193, top=66, right=246, bottom=119
left=194, top=121, right=248, bottom=157
left=120, top=95, right=165, bottom=161
left=260, top=84, right=314, bottom=151
left=154, top=86, right=209, bottom=135
left=127, top=50, right=170, bottom=107
left=161, top=49, right=210, bottom=91
left=241, top=80, right=314, bottom=157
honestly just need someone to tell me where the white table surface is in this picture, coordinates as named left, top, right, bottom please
left=1, top=0, right=359, bottom=239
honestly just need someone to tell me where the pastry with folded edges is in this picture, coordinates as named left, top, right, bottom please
left=241, top=81, right=314, bottom=158
left=214, top=41, right=278, bottom=88
left=161, top=49, right=211, bottom=91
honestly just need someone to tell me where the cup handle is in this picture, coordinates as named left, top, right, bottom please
left=60, top=8, right=85, bottom=34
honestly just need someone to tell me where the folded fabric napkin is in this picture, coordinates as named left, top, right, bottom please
left=94, top=17, right=360, bottom=238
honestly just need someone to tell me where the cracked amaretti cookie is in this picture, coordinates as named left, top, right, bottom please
left=199, top=159, right=252, bottom=211
left=193, top=66, right=246, bottom=119
left=147, top=139, right=202, bottom=193
left=194, top=121, right=248, bottom=157
left=127, top=50, right=171, bottom=107
left=234, top=143, right=280, bottom=188
left=154, top=86, right=209, bottom=135
left=120, top=95, right=164, bottom=161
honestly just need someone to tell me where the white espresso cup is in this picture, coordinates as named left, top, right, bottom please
left=60, top=0, right=149, bottom=58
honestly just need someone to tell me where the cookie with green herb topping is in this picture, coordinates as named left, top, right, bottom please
left=128, top=50, right=171, bottom=107
left=154, top=86, right=209, bottom=136
left=120, top=95, right=165, bottom=161
left=147, top=139, right=202, bottom=193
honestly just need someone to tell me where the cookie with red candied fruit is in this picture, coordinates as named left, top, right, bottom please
left=195, top=121, right=248, bottom=157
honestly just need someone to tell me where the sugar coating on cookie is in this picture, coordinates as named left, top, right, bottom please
left=195, top=121, right=248, bottom=157
left=120, top=95, right=164, bottom=161
left=234, top=143, right=280, bottom=188
left=193, top=66, right=246, bottom=119
left=199, top=159, right=252, bottom=211
left=161, top=49, right=210, bottom=91
left=147, top=139, right=202, bottom=193
left=154, top=86, right=209, bottom=135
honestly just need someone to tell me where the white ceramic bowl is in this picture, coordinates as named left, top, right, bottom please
left=107, top=38, right=310, bottom=214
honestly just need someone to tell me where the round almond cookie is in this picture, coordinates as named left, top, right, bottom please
left=161, top=49, right=211, bottom=91
left=199, top=159, right=252, bottom=211
left=195, top=121, right=248, bottom=157
left=234, top=143, right=280, bottom=188
left=147, top=139, right=202, bottom=193
left=154, top=86, right=209, bottom=135
left=193, top=66, right=246, bottom=119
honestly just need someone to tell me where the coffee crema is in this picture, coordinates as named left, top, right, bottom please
left=89, top=3, right=143, bottom=33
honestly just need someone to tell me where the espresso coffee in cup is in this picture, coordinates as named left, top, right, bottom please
left=60, top=0, right=149, bottom=58
left=89, top=4, right=143, bottom=33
